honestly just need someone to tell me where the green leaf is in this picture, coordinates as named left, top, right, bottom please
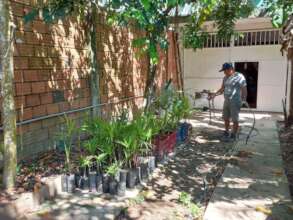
left=149, top=42, right=158, bottom=64
left=95, top=153, right=107, bottom=163
left=132, top=38, right=148, bottom=48
left=112, top=0, right=121, bottom=9
left=159, top=39, right=169, bottom=50
left=141, top=0, right=151, bottom=10
left=167, top=0, right=177, bottom=7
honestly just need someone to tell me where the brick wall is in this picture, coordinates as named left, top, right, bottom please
left=0, top=0, right=179, bottom=159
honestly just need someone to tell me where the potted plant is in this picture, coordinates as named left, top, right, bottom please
left=56, top=115, right=78, bottom=193
left=172, top=95, right=192, bottom=144
left=133, top=112, right=158, bottom=179
left=76, top=156, right=89, bottom=190
left=106, top=162, right=121, bottom=195
left=118, top=125, right=141, bottom=188
left=150, top=84, right=179, bottom=160
left=135, top=111, right=162, bottom=170
left=81, top=117, right=120, bottom=193
left=82, top=135, right=108, bottom=193
left=117, top=169, right=127, bottom=196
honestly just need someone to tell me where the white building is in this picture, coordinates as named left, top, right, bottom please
left=182, top=17, right=291, bottom=112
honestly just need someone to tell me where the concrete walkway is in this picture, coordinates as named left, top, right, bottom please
left=204, top=113, right=293, bottom=220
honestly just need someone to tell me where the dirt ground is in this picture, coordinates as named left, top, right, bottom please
left=117, top=112, right=236, bottom=220
left=278, top=122, right=293, bottom=198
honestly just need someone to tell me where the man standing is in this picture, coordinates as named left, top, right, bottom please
left=208, top=63, right=247, bottom=141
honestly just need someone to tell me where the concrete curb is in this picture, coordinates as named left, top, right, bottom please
left=0, top=146, right=182, bottom=219
left=0, top=175, right=63, bottom=219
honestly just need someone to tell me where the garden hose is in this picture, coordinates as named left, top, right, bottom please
left=208, top=99, right=212, bottom=123
left=201, top=97, right=257, bottom=204
left=207, top=98, right=257, bottom=144
left=242, top=102, right=256, bottom=145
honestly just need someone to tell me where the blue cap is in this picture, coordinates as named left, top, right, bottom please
left=219, top=62, right=233, bottom=72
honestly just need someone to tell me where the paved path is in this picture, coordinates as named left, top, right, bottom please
left=204, top=113, right=293, bottom=220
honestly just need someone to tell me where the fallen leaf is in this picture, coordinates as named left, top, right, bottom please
left=38, top=211, right=54, bottom=220
left=255, top=206, right=272, bottom=215
left=272, top=169, right=283, bottom=176
left=141, top=190, right=155, bottom=199
left=287, top=204, right=293, bottom=213
left=236, top=150, right=253, bottom=158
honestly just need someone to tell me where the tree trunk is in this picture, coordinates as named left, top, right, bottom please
left=288, top=55, right=293, bottom=123
left=88, top=3, right=100, bottom=117
left=0, top=0, right=17, bottom=191
left=173, top=32, right=184, bottom=92
left=144, top=59, right=157, bottom=111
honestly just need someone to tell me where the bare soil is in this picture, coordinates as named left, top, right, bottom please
left=0, top=149, right=81, bottom=202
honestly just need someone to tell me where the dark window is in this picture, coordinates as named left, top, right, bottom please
left=235, top=62, right=259, bottom=108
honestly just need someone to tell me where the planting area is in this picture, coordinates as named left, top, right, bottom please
left=21, top=112, right=235, bottom=220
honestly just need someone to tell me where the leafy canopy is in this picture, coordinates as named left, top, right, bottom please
left=183, top=0, right=254, bottom=50
left=106, top=0, right=187, bottom=64
left=25, top=0, right=257, bottom=60
left=24, top=0, right=92, bottom=23
left=262, top=0, right=293, bottom=28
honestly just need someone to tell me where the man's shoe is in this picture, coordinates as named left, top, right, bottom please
left=221, top=131, right=230, bottom=142
left=230, top=133, right=237, bottom=141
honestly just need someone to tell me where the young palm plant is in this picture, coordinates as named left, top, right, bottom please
left=118, top=129, right=139, bottom=169
left=82, top=117, right=118, bottom=170
left=56, top=115, right=77, bottom=172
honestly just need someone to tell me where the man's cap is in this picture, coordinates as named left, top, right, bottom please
left=219, top=62, right=233, bottom=72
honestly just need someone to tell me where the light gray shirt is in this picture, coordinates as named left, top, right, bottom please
left=223, top=72, right=246, bottom=102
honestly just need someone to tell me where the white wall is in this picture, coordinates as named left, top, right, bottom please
left=183, top=45, right=287, bottom=112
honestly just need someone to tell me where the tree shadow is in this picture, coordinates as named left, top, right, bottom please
left=145, top=120, right=235, bottom=205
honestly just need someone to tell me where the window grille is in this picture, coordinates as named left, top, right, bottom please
left=203, top=29, right=281, bottom=48
left=204, top=33, right=231, bottom=48
left=234, top=29, right=281, bottom=46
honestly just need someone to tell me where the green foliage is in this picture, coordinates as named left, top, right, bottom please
left=183, top=0, right=217, bottom=49
left=78, top=156, right=92, bottom=168
left=186, top=0, right=290, bottom=49
left=151, top=82, right=191, bottom=133
left=262, top=0, right=293, bottom=28
left=117, top=126, right=139, bottom=169
left=56, top=115, right=78, bottom=172
left=106, top=0, right=186, bottom=65
left=179, top=191, right=192, bottom=206
left=81, top=99, right=182, bottom=169
left=172, top=95, right=192, bottom=122
left=79, top=89, right=192, bottom=171
left=183, top=25, right=209, bottom=50
left=128, top=193, right=145, bottom=205
left=178, top=192, right=201, bottom=217
left=183, top=0, right=254, bottom=50
left=106, top=161, right=121, bottom=177
left=16, top=164, right=22, bottom=175
left=133, top=112, right=158, bottom=151
left=24, top=0, right=88, bottom=23
left=214, top=0, right=254, bottom=40
left=82, top=117, right=120, bottom=165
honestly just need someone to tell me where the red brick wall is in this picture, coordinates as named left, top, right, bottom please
left=0, top=0, right=179, bottom=158
left=13, top=3, right=91, bottom=122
